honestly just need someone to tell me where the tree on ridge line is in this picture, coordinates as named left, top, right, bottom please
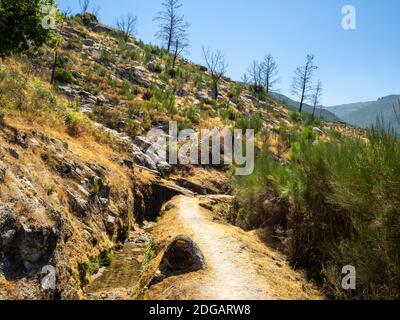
left=291, top=54, right=318, bottom=113
left=153, top=0, right=189, bottom=53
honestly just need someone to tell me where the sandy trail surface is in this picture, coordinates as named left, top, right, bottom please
left=147, top=195, right=321, bottom=300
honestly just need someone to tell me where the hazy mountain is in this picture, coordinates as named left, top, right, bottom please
left=271, top=93, right=342, bottom=122
left=326, top=95, right=400, bottom=133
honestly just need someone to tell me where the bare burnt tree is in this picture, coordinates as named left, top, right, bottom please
left=153, top=0, right=189, bottom=52
left=311, top=80, right=323, bottom=117
left=262, top=54, right=279, bottom=95
left=202, top=46, right=228, bottom=100
left=241, top=73, right=249, bottom=85
left=248, top=60, right=264, bottom=93
left=91, top=4, right=101, bottom=19
left=61, top=6, right=72, bottom=18
left=79, top=0, right=90, bottom=14
left=291, top=54, right=318, bottom=113
left=116, top=13, right=138, bottom=42
left=172, top=36, right=189, bottom=70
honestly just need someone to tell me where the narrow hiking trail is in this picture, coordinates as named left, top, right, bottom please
left=177, top=196, right=273, bottom=300
left=147, top=195, right=321, bottom=300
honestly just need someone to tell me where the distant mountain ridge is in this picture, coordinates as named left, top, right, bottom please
left=271, top=93, right=342, bottom=122
left=325, top=95, right=400, bottom=133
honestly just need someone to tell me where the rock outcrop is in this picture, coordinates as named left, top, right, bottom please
left=150, top=235, right=206, bottom=285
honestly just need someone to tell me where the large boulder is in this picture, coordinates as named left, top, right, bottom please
left=0, top=208, right=59, bottom=278
left=147, top=61, right=162, bottom=73
left=159, top=236, right=206, bottom=276
left=118, top=66, right=153, bottom=88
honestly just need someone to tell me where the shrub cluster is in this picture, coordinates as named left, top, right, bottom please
left=233, top=125, right=400, bottom=299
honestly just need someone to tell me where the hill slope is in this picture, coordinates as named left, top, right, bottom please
left=0, top=13, right=356, bottom=300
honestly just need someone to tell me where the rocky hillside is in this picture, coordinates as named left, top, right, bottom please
left=0, top=13, right=359, bottom=300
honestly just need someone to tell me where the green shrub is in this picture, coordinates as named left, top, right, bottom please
left=219, top=106, right=238, bottom=123
left=64, top=109, right=86, bottom=136
left=100, top=250, right=113, bottom=267
left=164, top=90, right=177, bottom=115
left=143, top=89, right=153, bottom=101
left=300, top=126, right=317, bottom=142
left=167, top=68, right=176, bottom=78
left=46, top=185, right=56, bottom=196
left=100, top=49, right=115, bottom=64
left=227, top=84, right=244, bottom=102
left=236, top=113, right=263, bottom=134
left=119, top=80, right=132, bottom=96
left=290, top=111, right=302, bottom=123
left=94, top=64, right=107, bottom=77
left=142, top=241, right=155, bottom=270
left=0, top=0, right=60, bottom=57
left=54, top=67, right=74, bottom=83
left=180, top=106, right=199, bottom=124
left=0, top=68, right=6, bottom=81
left=153, top=64, right=163, bottom=73
left=233, top=124, right=400, bottom=299
left=128, top=49, right=141, bottom=61
left=78, top=249, right=114, bottom=286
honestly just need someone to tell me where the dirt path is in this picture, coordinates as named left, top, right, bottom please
left=147, top=195, right=321, bottom=300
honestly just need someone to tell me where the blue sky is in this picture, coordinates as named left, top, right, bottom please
left=57, top=0, right=400, bottom=106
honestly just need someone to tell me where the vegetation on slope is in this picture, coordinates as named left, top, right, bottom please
left=1, top=0, right=396, bottom=301
left=231, top=120, right=400, bottom=299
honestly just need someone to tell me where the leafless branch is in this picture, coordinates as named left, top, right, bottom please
left=79, top=0, right=90, bottom=15
left=202, top=46, right=228, bottom=99
left=311, top=80, right=323, bottom=117
left=116, top=13, right=138, bottom=42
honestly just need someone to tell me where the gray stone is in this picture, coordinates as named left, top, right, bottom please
left=1, top=229, right=16, bottom=247
left=158, top=235, right=206, bottom=277
left=157, top=161, right=171, bottom=175
left=82, top=38, right=95, bottom=46
left=7, top=147, right=19, bottom=159
left=132, top=151, right=157, bottom=171
left=313, top=127, right=324, bottom=134
left=66, top=189, right=89, bottom=217
left=176, top=88, right=190, bottom=97
left=134, top=136, right=153, bottom=150
left=126, top=42, right=138, bottom=50
left=96, top=94, right=107, bottom=105
left=118, top=66, right=153, bottom=88
left=40, top=265, right=57, bottom=291
left=196, top=91, right=211, bottom=101
left=29, top=138, right=40, bottom=147
left=147, top=61, right=162, bottom=73
left=107, top=215, right=115, bottom=224
left=92, top=23, right=115, bottom=34
left=0, top=210, right=59, bottom=277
